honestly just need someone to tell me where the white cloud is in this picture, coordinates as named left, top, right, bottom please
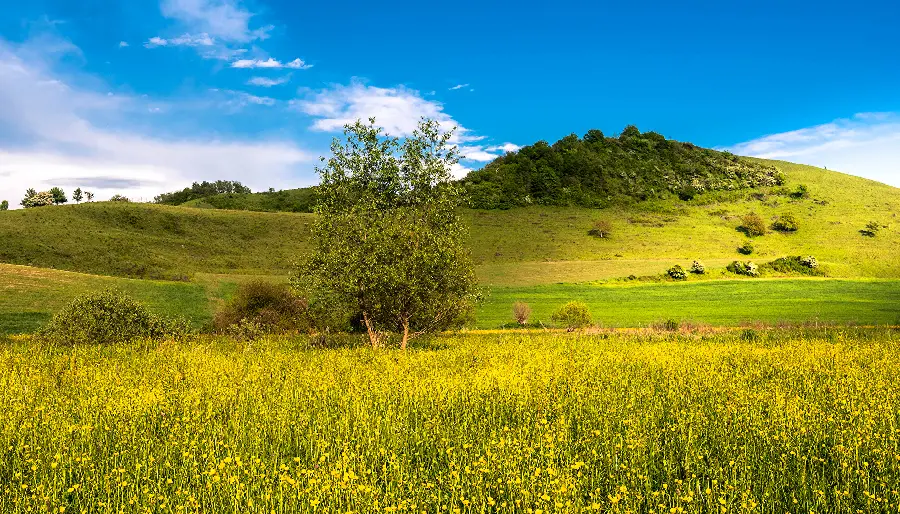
left=118, top=41, right=129, bottom=48
left=449, top=83, right=469, bottom=91
left=293, top=81, right=480, bottom=143
left=231, top=57, right=311, bottom=69
left=458, top=147, right=499, bottom=162
left=159, top=0, right=268, bottom=43
left=145, top=36, right=168, bottom=47
left=145, top=32, right=215, bottom=48
left=725, top=113, right=900, bottom=187
left=486, top=142, right=521, bottom=153
left=0, top=37, right=313, bottom=207
left=247, top=76, right=289, bottom=87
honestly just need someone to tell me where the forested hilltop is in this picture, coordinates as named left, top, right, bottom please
left=462, top=126, right=784, bottom=209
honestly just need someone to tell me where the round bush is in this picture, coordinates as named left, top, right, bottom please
left=738, top=241, right=754, bottom=255
left=740, top=212, right=768, bottom=237
left=689, top=260, right=706, bottom=274
left=727, top=261, right=759, bottom=277
left=38, top=289, right=186, bottom=345
left=667, top=265, right=687, bottom=280
left=772, top=213, right=799, bottom=232
left=550, top=301, right=593, bottom=331
left=214, top=280, right=310, bottom=335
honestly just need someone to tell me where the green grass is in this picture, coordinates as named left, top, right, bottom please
left=0, top=202, right=311, bottom=279
left=3, top=329, right=900, bottom=512
left=477, top=278, right=900, bottom=328
left=0, top=264, right=227, bottom=335
left=2, top=161, right=898, bottom=283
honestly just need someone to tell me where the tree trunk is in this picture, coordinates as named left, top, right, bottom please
left=400, top=317, right=410, bottom=350
left=362, top=311, right=379, bottom=348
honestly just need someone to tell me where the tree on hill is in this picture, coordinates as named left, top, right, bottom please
left=154, top=180, right=252, bottom=205
left=85, top=191, right=94, bottom=202
left=293, top=118, right=478, bottom=349
left=0, top=200, right=8, bottom=211
left=73, top=188, right=83, bottom=203
left=462, top=126, right=785, bottom=209
left=49, top=187, right=67, bottom=205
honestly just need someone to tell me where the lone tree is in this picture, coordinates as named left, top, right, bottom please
left=73, top=188, right=84, bottom=203
left=49, top=187, right=67, bottom=205
left=293, top=117, right=478, bottom=349
left=0, top=200, right=8, bottom=211
left=85, top=191, right=94, bottom=202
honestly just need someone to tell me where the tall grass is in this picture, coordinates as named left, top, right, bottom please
left=1, top=329, right=899, bottom=512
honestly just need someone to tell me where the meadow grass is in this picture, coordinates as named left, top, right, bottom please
left=2, top=162, right=898, bottom=282
left=477, top=278, right=900, bottom=329
left=2, top=329, right=900, bottom=512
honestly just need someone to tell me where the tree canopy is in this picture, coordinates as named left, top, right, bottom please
left=462, top=126, right=784, bottom=209
left=154, top=180, right=252, bottom=205
left=293, top=118, right=478, bottom=348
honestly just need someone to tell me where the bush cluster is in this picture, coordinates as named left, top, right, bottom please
left=739, top=212, right=768, bottom=237
left=667, top=265, right=687, bottom=280
left=772, top=213, right=799, bottom=232
left=763, top=256, right=824, bottom=276
left=551, top=302, right=592, bottom=331
left=38, top=289, right=187, bottom=345
left=689, top=261, right=706, bottom=274
left=213, top=280, right=310, bottom=336
left=727, top=261, right=759, bottom=277
left=738, top=241, right=754, bottom=255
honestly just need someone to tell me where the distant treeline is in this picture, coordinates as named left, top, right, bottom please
left=154, top=181, right=252, bottom=205
left=461, top=126, right=784, bottom=209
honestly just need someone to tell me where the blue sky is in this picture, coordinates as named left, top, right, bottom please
left=1, top=0, right=899, bottom=204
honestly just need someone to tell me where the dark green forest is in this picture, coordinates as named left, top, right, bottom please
left=462, top=126, right=784, bottom=209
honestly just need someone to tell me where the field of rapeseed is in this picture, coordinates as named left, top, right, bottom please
left=1, top=329, right=899, bottom=513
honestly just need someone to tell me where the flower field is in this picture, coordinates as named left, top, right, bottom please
left=2, top=329, right=900, bottom=513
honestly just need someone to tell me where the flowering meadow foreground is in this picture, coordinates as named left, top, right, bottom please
left=2, top=329, right=900, bottom=513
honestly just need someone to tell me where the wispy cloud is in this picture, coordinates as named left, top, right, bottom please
left=144, top=33, right=214, bottom=48
left=159, top=0, right=270, bottom=43
left=247, top=76, right=290, bottom=87
left=486, top=142, right=520, bottom=153
left=0, top=35, right=313, bottom=206
left=448, top=83, right=469, bottom=91
left=118, top=41, right=129, bottom=48
left=293, top=80, right=480, bottom=144
left=725, top=113, right=900, bottom=187
left=231, top=58, right=311, bottom=69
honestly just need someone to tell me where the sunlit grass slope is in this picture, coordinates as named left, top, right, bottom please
left=1, top=160, right=897, bottom=282
left=2, top=329, right=900, bottom=512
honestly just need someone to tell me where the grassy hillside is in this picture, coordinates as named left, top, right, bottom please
left=0, top=202, right=311, bottom=279
left=1, top=161, right=897, bottom=283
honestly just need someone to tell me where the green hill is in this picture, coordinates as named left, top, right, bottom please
left=1, top=161, right=898, bottom=282
left=462, top=127, right=784, bottom=209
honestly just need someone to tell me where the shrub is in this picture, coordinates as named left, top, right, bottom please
left=678, top=187, right=696, bottom=201
left=214, top=280, right=310, bottom=335
left=38, top=289, right=187, bottom=345
left=740, top=328, right=760, bottom=342
left=664, top=319, right=680, bottom=331
left=772, top=213, right=799, bottom=232
left=109, top=194, right=131, bottom=202
left=588, top=219, right=613, bottom=238
left=727, top=261, right=759, bottom=277
left=790, top=184, right=809, bottom=199
left=512, top=302, right=532, bottom=326
left=0, top=200, right=8, bottom=211
left=667, top=265, right=687, bottom=280
left=861, top=221, right=881, bottom=237
left=739, top=212, right=768, bottom=237
left=550, top=301, right=592, bottom=331
left=738, top=241, right=754, bottom=255
left=763, top=256, right=824, bottom=276
left=689, top=260, right=706, bottom=274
